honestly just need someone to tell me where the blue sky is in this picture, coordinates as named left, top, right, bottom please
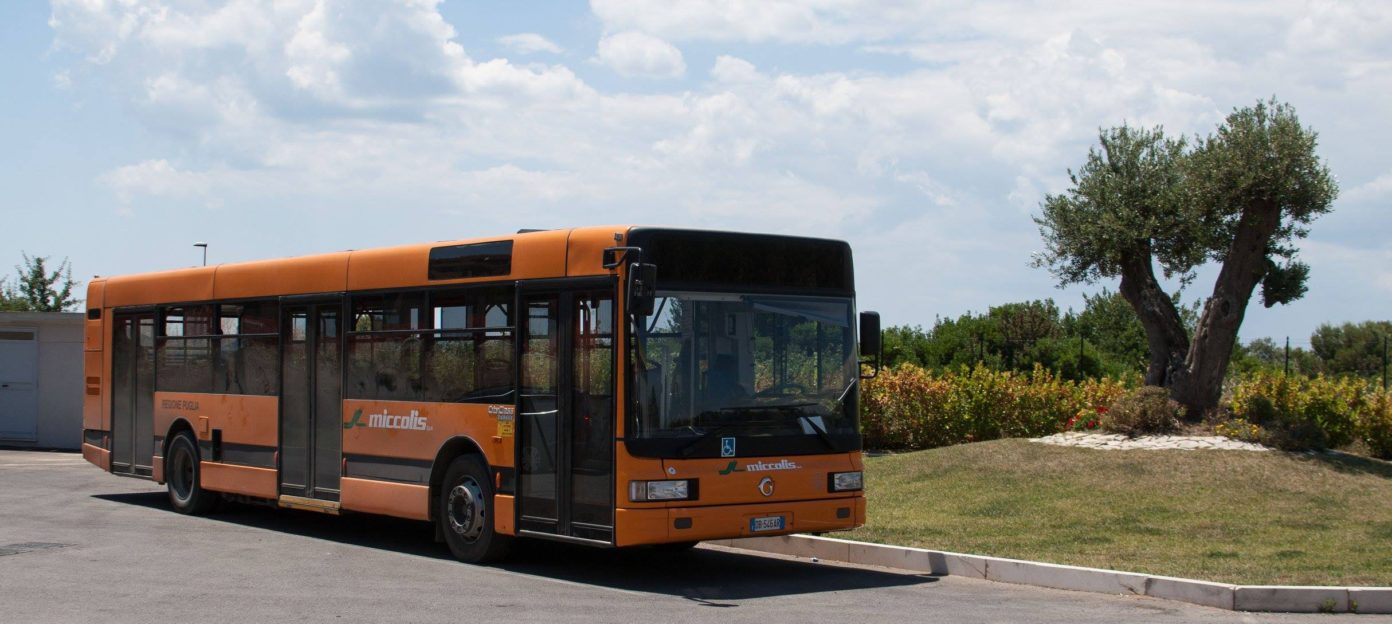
left=3, top=1, right=1390, bottom=344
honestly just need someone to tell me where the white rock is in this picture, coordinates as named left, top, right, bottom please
left=1028, top=431, right=1271, bottom=453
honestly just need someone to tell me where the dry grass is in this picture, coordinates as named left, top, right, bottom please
left=844, top=439, right=1392, bottom=585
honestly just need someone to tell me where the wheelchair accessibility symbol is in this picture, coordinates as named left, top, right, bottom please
left=721, top=437, right=736, bottom=458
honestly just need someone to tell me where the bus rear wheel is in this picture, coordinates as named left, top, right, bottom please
left=439, top=455, right=512, bottom=564
left=166, top=431, right=217, bottom=515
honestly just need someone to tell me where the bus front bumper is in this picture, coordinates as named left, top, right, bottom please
left=614, top=495, right=865, bottom=547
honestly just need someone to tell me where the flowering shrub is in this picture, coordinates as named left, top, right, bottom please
left=1231, top=372, right=1367, bottom=450
left=1215, top=418, right=1262, bottom=443
left=1359, top=391, right=1392, bottom=460
left=1229, top=372, right=1391, bottom=456
left=861, top=364, right=1391, bottom=459
left=860, top=363, right=1127, bottom=450
left=1101, top=386, right=1181, bottom=437
left=1065, top=406, right=1105, bottom=432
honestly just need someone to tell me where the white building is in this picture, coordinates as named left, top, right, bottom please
left=0, top=311, right=83, bottom=449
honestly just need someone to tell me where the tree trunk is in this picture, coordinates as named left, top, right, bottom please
left=1171, top=199, right=1282, bottom=417
left=1117, top=242, right=1191, bottom=387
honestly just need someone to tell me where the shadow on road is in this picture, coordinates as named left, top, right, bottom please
left=93, top=491, right=932, bottom=603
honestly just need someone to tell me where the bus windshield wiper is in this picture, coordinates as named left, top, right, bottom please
left=746, top=403, right=838, bottom=451
left=794, top=412, right=837, bottom=451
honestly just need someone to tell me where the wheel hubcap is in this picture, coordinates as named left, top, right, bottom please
left=447, top=478, right=486, bottom=542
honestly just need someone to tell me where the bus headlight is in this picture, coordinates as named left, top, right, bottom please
left=629, top=479, right=696, bottom=502
left=829, top=471, right=863, bottom=492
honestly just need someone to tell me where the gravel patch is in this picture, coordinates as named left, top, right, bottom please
left=1030, top=432, right=1269, bottom=452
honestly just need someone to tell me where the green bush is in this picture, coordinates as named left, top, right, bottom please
left=1301, top=378, right=1361, bottom=448
left=1101, top=386, right=1181, bottom=437
left=1360, top=392, right=1392, bottom=460
left=1231, top=372, right=1368, bottom=451
left=1260, top=418, right=1329, bottom=452
left=1214, top=417, right=1261, bottom=443
left=861, top=363, right=1128, bottom=450
left=861, top=364, right=1392, bottom=459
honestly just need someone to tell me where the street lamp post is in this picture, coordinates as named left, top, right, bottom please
left=194, top=242, right=208, bottom=267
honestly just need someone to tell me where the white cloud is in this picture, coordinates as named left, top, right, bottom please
left=594, top=31, right=685, bottom=78
left=710, top=55, right=760, bottom=84
left=589, top=0, right=905, bottom=45
left=1345, top=171, right=1392, bottom=203
left=99, top=159, right=233, bottom=209
left=283, top=0, right=352, bottom=97
left=590, top=0, right=1386, bottom=54
left=42, top=0, right=1392, bottom=339
left=1297, top=240, right=1392, bottom=330
left=497, top=33, right=562, bottom=55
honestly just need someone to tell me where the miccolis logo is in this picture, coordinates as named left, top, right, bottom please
left=344, top=408, right=431, bottom=431
left=719, top=459, right=800, bottom=475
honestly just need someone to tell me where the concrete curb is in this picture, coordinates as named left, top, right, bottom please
left=708, top=535, right=1392, bottom=614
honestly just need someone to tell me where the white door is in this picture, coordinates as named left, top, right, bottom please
left=0, top=328, right=39, bottom=442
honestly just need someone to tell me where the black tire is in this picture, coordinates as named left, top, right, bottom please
left=439, top=455, right=512, bottom=564
left=166, top=431, right=217, bottom=515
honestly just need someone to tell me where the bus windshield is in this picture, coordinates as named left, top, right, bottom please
left=630, top=292, right=859, bottom=454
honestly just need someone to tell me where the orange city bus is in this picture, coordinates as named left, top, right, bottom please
left=80, top=226, right=881, bottom=563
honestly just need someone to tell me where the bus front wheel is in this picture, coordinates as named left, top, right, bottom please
left=166, top=431, right=217, bottom=515
left=439, top=455, right=512, bottom=564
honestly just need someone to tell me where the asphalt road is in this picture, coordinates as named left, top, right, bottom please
left=1, top=449, right=1383, bottom=624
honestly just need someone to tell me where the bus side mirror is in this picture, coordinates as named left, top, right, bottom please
left=859, top=311, right=881, bottom=379
left=629, top=263, right=658, bottom=317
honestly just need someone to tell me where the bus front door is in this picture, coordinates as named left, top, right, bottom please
left=278, top=300, right=342, bottom=503
left=517, top=285, right=615, bottom=543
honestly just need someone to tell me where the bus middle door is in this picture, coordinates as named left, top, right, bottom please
left=516, top=282, right=615, bottom=544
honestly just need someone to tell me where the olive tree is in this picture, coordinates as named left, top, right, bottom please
left=1034, top=99, right=1337, bottom=416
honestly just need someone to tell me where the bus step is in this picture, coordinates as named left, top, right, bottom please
left=277, top=495, right=341, bottom=515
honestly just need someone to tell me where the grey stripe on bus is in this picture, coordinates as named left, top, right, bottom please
left=343, top=454, right=433, bottom=485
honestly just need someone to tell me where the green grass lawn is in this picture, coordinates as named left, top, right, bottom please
left=843, top=439, right=1392, bottom=586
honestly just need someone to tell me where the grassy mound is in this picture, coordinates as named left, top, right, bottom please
left=844, top=439, right=1392, bottom=585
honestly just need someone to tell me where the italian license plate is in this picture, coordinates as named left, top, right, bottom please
left=749, top=516, right=786, bottom=533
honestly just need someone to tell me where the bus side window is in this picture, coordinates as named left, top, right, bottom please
left=213, top=301, right=279, bottom=396
left=345, top=292, right=425, bottom=402
left=425, top=287, right=514, bottom=403
left=156, top=305, right=214, bottom=394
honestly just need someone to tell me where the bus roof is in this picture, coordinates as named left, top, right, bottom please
left=93, top=225, right=631, bottom=309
